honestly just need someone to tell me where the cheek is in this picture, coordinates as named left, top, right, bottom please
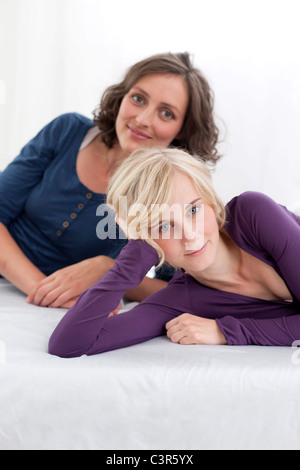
left=203, top=207, right=219, bottom=237
left=153, top=122, right=182, bottom=144
left=156, top=239, right=181, bottom=265
left=116, top=100, right=128, bottom=124
left=116, top=96, right=137, bottom=125
left=115, top=111, right=122, bottom=138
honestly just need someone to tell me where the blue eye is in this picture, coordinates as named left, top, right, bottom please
left=131, top=94, right=144, bottom=104
left=161, top=109, right=174, bottom=120
left=160, top=222, right=172, bottom=233
left=190, top=205, right=200, bottom=215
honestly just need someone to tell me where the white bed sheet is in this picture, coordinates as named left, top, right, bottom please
left=1, top=278, right=300, bottom=450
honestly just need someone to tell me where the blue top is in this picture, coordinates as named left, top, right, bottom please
left=0, top=113, right=127, bottom=275
left=49, top=192, right=300, bottom=357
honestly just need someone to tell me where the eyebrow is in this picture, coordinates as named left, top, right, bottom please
left=151, top=198, right=203, bottom=228
left=132, top=86, right=181, bottom=114
left=186, top=197, right=203, bottom=206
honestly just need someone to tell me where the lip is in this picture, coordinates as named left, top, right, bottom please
left=184, top=242, right=208, bottom=257
left=127, top=125, right=152, bottom=141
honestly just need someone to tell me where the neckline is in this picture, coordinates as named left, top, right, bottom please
left=73, top=125, right=107, bottom=199
left=181, top=227, right=295, bottom=305
left=184, top=272, right=296, bottom=305
left=79, top=126, right=101, bottom=151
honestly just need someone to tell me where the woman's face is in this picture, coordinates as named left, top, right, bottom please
left=115, top=74, right=188, bottom=153
left=153, top=171, right=220, bottom=276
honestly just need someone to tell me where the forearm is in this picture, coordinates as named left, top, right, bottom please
left=217, top=313, right=300, bottom=346
left=49, top=240, right=159, bottom=357
left=0, top=222, right=45, bottom=294
left=125, top=277, right=167, bottom=302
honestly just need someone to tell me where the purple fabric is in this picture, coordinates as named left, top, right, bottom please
left=49, top=192, right=300, bottom=357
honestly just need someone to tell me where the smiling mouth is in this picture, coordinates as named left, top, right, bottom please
left=127, top=125, right=151, bottom=141
left=184, top=242, right=208, bottom=257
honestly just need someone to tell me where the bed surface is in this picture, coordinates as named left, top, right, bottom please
left=1, top=278, right=300, bottom=450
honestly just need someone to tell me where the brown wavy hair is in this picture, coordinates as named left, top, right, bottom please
left=93, top=52, right=221, bottom=165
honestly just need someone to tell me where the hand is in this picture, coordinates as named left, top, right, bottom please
left=165, top=313, right=227, bottom=345
left=109, top=305, right=122, bottom=317
left=26, top=256, right=115, bottom=308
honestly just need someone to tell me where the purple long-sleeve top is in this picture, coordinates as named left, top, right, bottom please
left=49, top=192, right=300, bottom=357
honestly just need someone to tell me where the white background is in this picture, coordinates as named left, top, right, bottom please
left=0, top=0, right=300, bottom=207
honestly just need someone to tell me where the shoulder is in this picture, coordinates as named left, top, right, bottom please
left=224, top=191, right=295, bottom=253
left=46, top=112, right=94, bottom=133
left=226, top=191, right=276, bottom=215
left=224, top=191, right=280, bottom=245
left=36, top=113, right=95, bottom=152
left=225, top=191, right=280, bottom=228
left=63, top=112, right=94, bottom=126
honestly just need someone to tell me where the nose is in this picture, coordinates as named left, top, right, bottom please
left=183, top=222, right=204, bottom=251
left=136, top=107, right=154, bottom=127
left=183, top=227, right=197, bottom=245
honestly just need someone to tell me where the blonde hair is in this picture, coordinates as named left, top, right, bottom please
left=107, top=147, right=226, bottom=267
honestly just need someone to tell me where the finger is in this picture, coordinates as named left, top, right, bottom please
left=177, top=336, right=196, bottom=345
left=46, top=288, right=79, bottom=308
left=165, top=317, right=180, bottom=330
left=33, top=277, right=74, bottom=307
left=26, top=293, right=34, bottom=304
left=168, top=327, right=188, bottom=344
left=26, top=287, right=36, bottom=303
left=166, top=323, right=181, bottom=339
left=26, top=278, right=50, bottom=303
left=49, top=297, right=78, bottom=309
left=166, top=315, right=190, bottom=337
left=109, top=305, right=122, bottom=316
left=31, top=280, right=59, bottom=306
left=166, top=313, right=192, bottom=331
left=170, top=328, right=200, bottom=345
left=108, top=310, right=118, bottom=317
left=37, top=285, right=65, bottom=307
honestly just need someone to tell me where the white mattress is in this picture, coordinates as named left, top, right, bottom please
left=1, top=278, right=300, bottom=450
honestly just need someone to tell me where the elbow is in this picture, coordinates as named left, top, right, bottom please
left=48, top=339, right=72, bottom=358
left=48, top=332, right=85, bottom=358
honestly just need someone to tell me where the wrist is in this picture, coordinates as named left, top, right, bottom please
left=215, top=321, right=227, bottom=345
left=22, top=272, right=46, bottom=296
left=94, top=255, right=115, bottom=270
left=111, top=240, right=159, bottom=289
left=125, top=239, right=159, bottom=266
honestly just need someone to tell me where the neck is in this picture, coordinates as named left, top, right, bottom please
left=94, top=138, right=130, bottom=173
left=188, top=232, right=242, bottom=286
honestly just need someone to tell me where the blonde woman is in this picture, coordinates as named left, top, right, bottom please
left=49, top=148, right=300, bottom=357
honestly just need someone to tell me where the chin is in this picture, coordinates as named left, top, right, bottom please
left=121, top=141, right=141, bottom=153
left=129, top=143, right=153, bottom=154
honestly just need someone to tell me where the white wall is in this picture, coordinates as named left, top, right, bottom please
left=1, top=0, right=300, bottom=207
